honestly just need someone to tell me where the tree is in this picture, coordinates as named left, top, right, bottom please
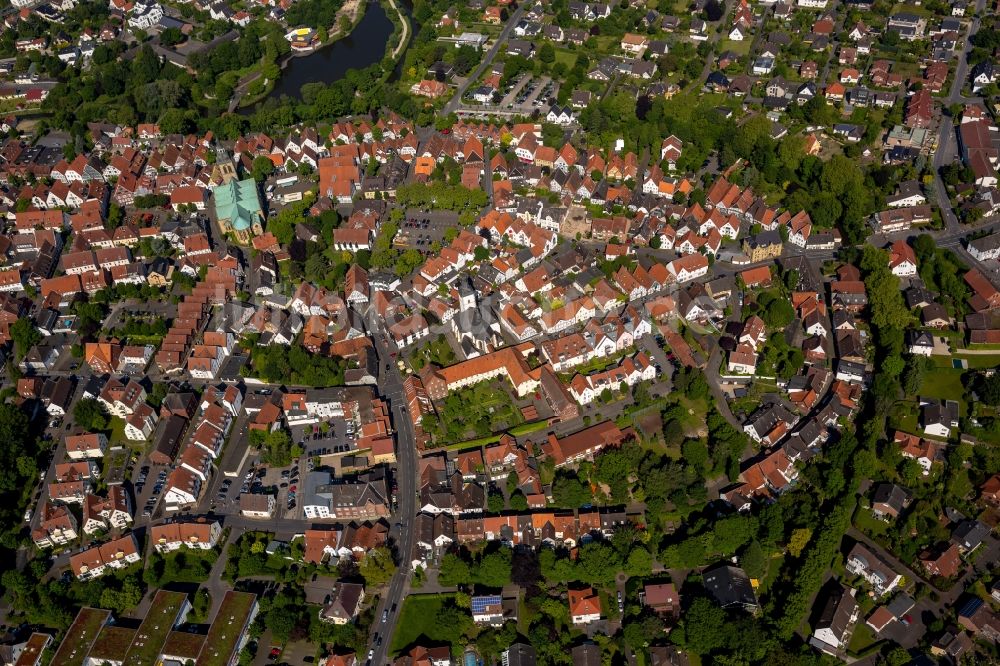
left=862, top=245, right=911, bottom=332
left=251, top=155, right=275, bottom=182
left=740, top=540, right=766, bottom=579
left=710, top=515, right=756, bottom=556
left=475, top=549, right=513, bottom=588
left=438, top=553, right=472, bottom=587
left=359, top=547, right=396, bottom=586
left=552, top=471, right=591, bottom=507
left=73, top=398, right=109, bottom=431
left=974, top=372, right=1000, bottom=405
left=265, top=607, right=299, bottom=642
left=0, top=404, right=32, bottom=495
left=676, top=597, right=726, bottom=654
left=509, top=491, right=528, bottom=511
left=10, top=318, right=41, bottom=360
left=787, top=528, right=812, bottom=557
left=487, top=492, right=505, bottom=513
left=681, top=439, right=709, bottom=472
left=625, top=546, right=653, bottom=577
left=575, top=541, right=622, bottom=585
left=538, top=42, right=556, bottom=64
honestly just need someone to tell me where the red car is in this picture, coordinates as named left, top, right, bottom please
left=269, top=647, right=282, bottom=661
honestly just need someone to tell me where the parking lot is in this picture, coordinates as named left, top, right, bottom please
left=395, top=209, right=461, bottom=251
left=290, top=418, right=355, bottom=458
left=134, top=463, right=170, bottom=521
left=207, top=458, right=302, bottom=518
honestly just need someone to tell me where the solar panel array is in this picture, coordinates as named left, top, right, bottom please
left=470, top=595, right=502, bottom=614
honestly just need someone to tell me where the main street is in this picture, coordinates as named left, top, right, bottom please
left=357, top=304, right=417, bottom=666
left=931, top=0, right=988, bottom=232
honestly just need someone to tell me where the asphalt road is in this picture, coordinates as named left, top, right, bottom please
left=442, top=4, right=526, bottom=115
left=358, top=303, right=418, bottom=666
left=931, top=0, right=988, bottom=233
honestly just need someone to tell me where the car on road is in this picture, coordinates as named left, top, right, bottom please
left=382, top=610, right=388, bottom=623
left=367, top=650, right=374, bottom=660
left=377, top=635, right=383, bottom=646
left=617, top=591, right=624, bottom=612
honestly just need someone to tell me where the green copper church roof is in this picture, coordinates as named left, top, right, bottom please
left=213, top=178, right=262, bottom=232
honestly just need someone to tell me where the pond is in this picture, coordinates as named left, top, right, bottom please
left=257, top=0, right=394, bottom=104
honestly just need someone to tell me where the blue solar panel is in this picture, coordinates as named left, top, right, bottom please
left=471, top=595, right=502, bottom=613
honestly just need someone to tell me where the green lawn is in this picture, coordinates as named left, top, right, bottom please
left=853, top=506, right=892, bottom=541
left=847, top=623, right=879, bottom=656
left=888, top=400, right=920, bottom=434
left=390, top=594, right=455, bottom=654
left=107, top=417, right=129, bottom=449
left=445, top=419, right=549, bottom=450
left=952, top=353, right=1000, bottom=369
left=919, top=367, right=967, bottom=410
left=716, top=38, right=752, bottom=56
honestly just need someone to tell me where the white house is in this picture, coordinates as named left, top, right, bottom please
left=127, top=2, right=163, bottom=29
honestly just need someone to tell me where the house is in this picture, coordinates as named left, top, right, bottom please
left=66, top=433, right=108, bottom=460
left=240, top=493, right=276, bottom=518
left=33, top=503, right=79, bottom=548
left=620, top=33, right=648, bottom=54
left=888, top=240, right=917, bottom=277
left=470, top=594, right=506, bottom=625
left=643, top=583, right=679, bottom=619
left=149, top=520, right=222, bottom=552
left=958, top=597, right=1000, bottom=642
left=952, top=519, right=991, bottom=554
left=921, top=398, right=959, bottom=438
left=742, top=231, right=783, bottom=263
left=569, top=587, right=602, bottom=624
left=810, top=586, right=860, bottom=656
left=895, top=430, right=940, bottom=473
left=660, top=135, right=683, bottom=168
left=907, top=330, right=934, bottom=357
left=971, top=61, right=996, bottom=93
left=919, top=543, right=961, bottom=579
left=981, top=473, right=1000, bottom=504
left=871, top=483, right=911, bottom=520
left=845, top=543, right=902, bottom=597
left=318, top=582, right=366, bottom=624
left=69, top=533, right=141, bottom=580
left=969, top=232, right=1000, bottom=261
left=82, top=486, right=132, bottom=534
left=703, top=564, right=758, bottom=611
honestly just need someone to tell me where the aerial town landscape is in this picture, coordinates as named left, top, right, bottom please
left=3, top=0, right=1000, bottom=663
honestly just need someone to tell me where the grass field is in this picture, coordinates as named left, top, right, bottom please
left=390, top=594, right=455, bottom=654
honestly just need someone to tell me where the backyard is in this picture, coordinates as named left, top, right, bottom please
left=390, top=593, right=459, bottom=654
left=422, top=380, right=524, bottom=447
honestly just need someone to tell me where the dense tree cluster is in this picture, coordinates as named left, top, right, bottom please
left=395, top=182, right=489, bottom=212
left=249, top=339, right=347, bottom=386
left=249, top=428, right=302, bottom=466
left=438, top=548, right=513, bottom=589
left=284, top=0, right=344, bottom=31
